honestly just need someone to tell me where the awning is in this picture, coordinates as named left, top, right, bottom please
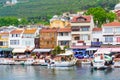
left=111, top=48, right=120, bottom=52
left=12, top=48, right=26, bottom=53
left=32, top=49, right=51, bottom=53
left=58, top=50, right=73, bottom=56
left=86, top=47, right=98, bottom=51
left=71, top=45, right=90, bottom=49
left=97, top=48, right=112, bottom=52
left=0, top=48, right=13, bottom=51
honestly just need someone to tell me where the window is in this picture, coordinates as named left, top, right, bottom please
left=81, top=27, right=89, bottom=31
left=0, top=42, right=3, bottom=46
left=104, top=28, right=113, bottom=33
left=59, top=33, right=63, bottom=36
left=59, top=41, right=69, bottom=46
left=64, top=32, right=68, bottom=36
left=117, top=37, right=120, bottom=42
left=10, top=40, right=19, bottom=45
left=105, top=36, right=113, bottom=42
left=116, top=27, right=120, bottom=33
left=25, top=41, right=31, bottom=46
left=72, top=27, right=80, bottom=31
left=80, top=34, right=90, bottom=40
left=74, top=36, right=79, bottom=40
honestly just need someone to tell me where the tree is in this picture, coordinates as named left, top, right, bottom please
left=85, top=7, right=116, bottom=27
left=52, top=46, right=61, bottom=55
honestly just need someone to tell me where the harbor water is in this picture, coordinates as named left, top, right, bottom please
left=0, top=65, right=119, bottom=80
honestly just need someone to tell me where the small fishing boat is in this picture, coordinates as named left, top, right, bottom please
left=91, top=51, right=113, bottom=69
left=48, top=50, right=77, bottom=67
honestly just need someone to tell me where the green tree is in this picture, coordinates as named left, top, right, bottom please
left=85, top=7, right=116, bottom=27
left=52, top=46, right=61, bottom=55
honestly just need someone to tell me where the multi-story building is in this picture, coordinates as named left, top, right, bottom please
left=40, top=28, right=58, bottom=49
left=102, top=21, right=120, bottom=45
left=57, top=28, right=71, bottom=49
left=22, top=28, right=38, bottom=51
left=71, top=15, right=94, bottom=47
left=50, top=15, right=70, bottom=28
left=91, top=28, right=103, bottom=47
left=9, top=29, right=24, bottom=48
left=0, top=32, right=9, bottom=48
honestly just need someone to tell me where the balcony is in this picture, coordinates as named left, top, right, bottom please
left=91, top=41, right=102, bottom=47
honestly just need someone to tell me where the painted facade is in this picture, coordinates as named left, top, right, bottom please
left=57, top=28, right=71, bottom=49
left=40, top=28, right=58, bottom=49
left=50, top=15, right=70, bottom=28
left=102, top=22, right=120, bottom=45
left=0, top=32, right=9, bottom=48
left=71, top=15, right=94, bottom=46
left=22, top=28, right=38, bottom=50
left=9, top=29, right=24, bottom=48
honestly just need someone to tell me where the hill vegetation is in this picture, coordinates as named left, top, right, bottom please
left=0, top=0, right=119, bottom=18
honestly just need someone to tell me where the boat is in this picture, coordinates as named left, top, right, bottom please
left=81, top=59, right=91, bottom=65
left=91, top=51, right=113, bottom=69
left=24, top=58, right=35, bottom=65
left=0, top=58, right=15, bottom=65
left=48, top=50, right=77, bottom=67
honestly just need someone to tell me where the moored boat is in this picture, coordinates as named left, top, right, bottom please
left=91, top=51, right=113, bottom=69
left=48, top=50, right=77, bottom=67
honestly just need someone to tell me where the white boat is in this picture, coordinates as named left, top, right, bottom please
left=81, top=59, right=91, bottom=65
left=113, top=61, right=120, bottom=68
left=48, top=50, right=77, bottom=67
left=24, top=58, right=35, bottom=65
left=39, top=59, right=50, bottom=66
left=91, top=51, right=113, bottom=69
left=0, top=58, right=15, bottom=65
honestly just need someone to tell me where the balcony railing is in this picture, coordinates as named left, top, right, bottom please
left=91, top=41, right=102, bottom=47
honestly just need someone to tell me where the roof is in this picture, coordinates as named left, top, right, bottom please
left=58, top=28, right=71, bottom=32
left=92, top=28, right=102, bottom=31
left=71, top=15, right=91, bottom=23
left=23, top=28, right=37, bottom=34
left=0, top=32, right=9, bottom=35
left=10, top=29, right=24, bottom=34
left=103, top=22, right=120, bottom=27
left=40, top=28, right=58, bottom=33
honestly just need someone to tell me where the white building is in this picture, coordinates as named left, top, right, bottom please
left=92, top=28, right=102, bottom=42
left=22, top=28, right=38, bottom=50
left=9, top=29, right=24, bottom=48
left=71, top=15, right=94, bottom=47
left=57, top=28, right=71, bottom=49
left=102, top=21, right=120, bottom=45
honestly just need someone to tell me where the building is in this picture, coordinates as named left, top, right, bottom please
left=91, top=28, right=103, bottom=47
left=0, top=32, right=9, bottom=48
left=102, top=21, right=120, bottom=45
left=22, top=28, right=38, bottom=51
left=40, top=28, right=58, bottom=49
left=9, top=29, right=24, bottom=48
left=71, top=15, right=94, bottom=48
left=57, top=28, right=71, bottom=49
left=92, top=28, right=102, bottom=42
left=50, top=15, right=70, bottom=28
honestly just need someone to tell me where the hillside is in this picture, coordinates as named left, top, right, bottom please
left=0, top=0, right=119, bottom=18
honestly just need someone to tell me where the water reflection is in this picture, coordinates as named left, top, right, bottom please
left=0, top=65, right=119, bottom=80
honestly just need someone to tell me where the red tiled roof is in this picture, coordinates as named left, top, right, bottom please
left=10, top=29, right=23, bottom=34
left=71, top=15, right=91, bottom=23
left=0, top=32, right=9, bottom=35
left=103, top=22, right=120, bottom=27
left=23, top=28, right=37, bottom=34
left=92, top=28, right=102, bottom=31
left=40, top=28, right=58, bottom=33
left=58, top=28, right=71, bottom=32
